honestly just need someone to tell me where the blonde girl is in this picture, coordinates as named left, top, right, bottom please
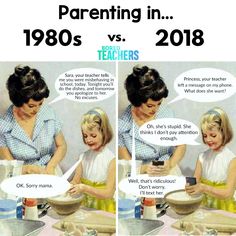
left=69, top=108, right=116, bottom=213
left=186, top=107, right=236, bottom=212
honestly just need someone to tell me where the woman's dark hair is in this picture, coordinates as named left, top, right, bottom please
left=125, top=65, right=168, bottom=107
left=6, top=65, right=50, bottom=107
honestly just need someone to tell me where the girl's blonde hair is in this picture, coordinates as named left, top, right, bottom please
left=200, top=107, right=233, bottom=146
left=81, top=107, right=113, bottom=146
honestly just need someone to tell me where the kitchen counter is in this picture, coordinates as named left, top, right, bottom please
left=157, top=207, right=236, bottom=235
left=38, top=207, right=115, bottom=236
left=119, top=206, right=236, bottom=235
left=38, top=214, right=61, bottom=236
left=39, top=206, right=236, bottom=235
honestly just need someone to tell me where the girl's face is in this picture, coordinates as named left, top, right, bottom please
left=20, top=98, right=44, bottom=118
left=139, top=98, right=163, bottom=117
left=82, top=125, right=103, bottom=151
left=202, top=127, right=223, bottom=151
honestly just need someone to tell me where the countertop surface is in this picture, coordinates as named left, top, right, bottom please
left=39, top=207, right=115, bottom=236
left=157, top=207, right=236, bottom=235
left=39, top=206, right=236, bottom=236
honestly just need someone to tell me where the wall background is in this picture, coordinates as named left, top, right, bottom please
left=118, top=62, right=236, bottom=176
left=0, top=62, right=116, bottom=173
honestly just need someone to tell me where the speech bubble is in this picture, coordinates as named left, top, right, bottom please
left=49, top=68, right=115, bottom=104
left=0, top=174, right=70, bottom=198
left=119, top=175, right=186, bottom=198
left=139, top=118, right=200, bottom=146
left=169, top=68, right=236, bottom=104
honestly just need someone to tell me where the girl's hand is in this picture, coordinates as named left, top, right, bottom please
left=68, top=184, right=86, bottom=196
left=185, top=183, right=203, bottom=195
left=147, top=160, right=171, bottom=176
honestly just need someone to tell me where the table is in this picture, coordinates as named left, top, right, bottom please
left=38, top=207, right=236, bottom=235
left=38, top=207, right=115, bottom=236
left=157, top=207, right=236, bottom=235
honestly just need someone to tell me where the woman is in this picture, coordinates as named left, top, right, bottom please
left=118, top=65, right=186, bottom=175
left=0, top=65, right=67, bottom=175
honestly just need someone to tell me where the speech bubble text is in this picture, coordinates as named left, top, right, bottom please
left=169, top=68, right=236, bottom=104
left=0, top=174, right=70, bottom=198
left=50, top=68, right=115, bottom=104
left=119, top=175, right=185, bottom=197
left=139, top=118, right=200, bottom=146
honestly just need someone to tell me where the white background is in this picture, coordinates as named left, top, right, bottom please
left=0, top=0, right=236, bottom=61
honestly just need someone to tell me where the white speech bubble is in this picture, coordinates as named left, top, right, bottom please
left=49, top=68, right=115, bottom=104
left=119, top=175, right=186, bottom=198
left=169, top=68, right=236, bottom=104
left=139, top=118, right=200, bottom=146
left=0, top=174, right=70, bottom=198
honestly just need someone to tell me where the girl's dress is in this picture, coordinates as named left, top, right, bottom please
left=80, top=146, right=115, bottom=213
left=199, top=147, right=236, bottom=212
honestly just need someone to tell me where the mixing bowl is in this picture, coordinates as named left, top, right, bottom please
left=164, top=189, right=203, bottom=215
left=47, top=193, right=84, bottom=215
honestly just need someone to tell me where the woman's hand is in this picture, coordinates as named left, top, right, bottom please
left=22, top=164, right=56, bottom=175
left=147, top=160, right=171, bottom=176
left=22, top=165, right=47, bottom=174
left=68, top=184, right=86, bottom=196
left=45, top=165, right=56, bottom=175
left=185, top=183, right=204, bottom=195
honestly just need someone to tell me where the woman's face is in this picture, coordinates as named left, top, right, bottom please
left=20, top=98, right=44, bottom=118
left=139, top=98, right=163, bottom=117
left=202, top=127, right=223, bottom=151
left=82, top=125, right=103, bottom=151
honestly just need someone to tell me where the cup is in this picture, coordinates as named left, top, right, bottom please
left=118, top=160, right=132, bottom=198
left=136, top=160, right=142, bottom=175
